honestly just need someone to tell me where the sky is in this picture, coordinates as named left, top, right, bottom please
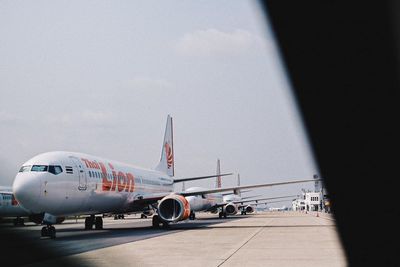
left=0, top=1, right=319, bottom=208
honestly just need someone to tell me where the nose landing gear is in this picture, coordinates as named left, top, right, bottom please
left=13, top=217, right=25, bottom=226
left=41, top=225, right=56, bottom=239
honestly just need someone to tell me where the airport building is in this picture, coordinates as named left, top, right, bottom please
left=292, top=191, right=323, bottom=212
left=292, top=198, right=306, bottom=211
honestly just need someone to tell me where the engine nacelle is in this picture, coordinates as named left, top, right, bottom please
left=225, top=203, right=238, bottom=215
left=143, top=209, right=154, bottom=216
left=55, top=216, right=66, bottom=224
left=158, top=194, right=191, bottom=223
left=209, top=207, right=219, bottom=214
left=245, top=205, right=255, bottom=213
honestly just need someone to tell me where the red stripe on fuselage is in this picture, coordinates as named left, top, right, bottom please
left=82, top=158, right=135, bottom=193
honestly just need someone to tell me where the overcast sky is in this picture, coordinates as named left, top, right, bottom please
left=0, top=1, right=318, bottom=207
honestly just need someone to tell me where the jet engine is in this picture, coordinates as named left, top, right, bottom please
left=244, top=205, right=255, bottom=213
left=209, top=207, right=219, bottom=214
left=56, top=216, right=66, bottom=224
left=225, top=203, right=238, bottom=215
left=158, top=194, right=191, bottom=222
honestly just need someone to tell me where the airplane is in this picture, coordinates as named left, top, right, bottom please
left=0, top=186, right=29, bottom=226
left=232, top=194, right=299, bottom=215
left=0, top=186, right=66, bottom=226
left=245, top=199, right=292, bottom=212
left=269, top=206, right=289, bottom=211
left=185, top=160, right=263, bottom=219
left=219, top=173, right=298, bottom=216
left=13, top=115, right=319, bottom=238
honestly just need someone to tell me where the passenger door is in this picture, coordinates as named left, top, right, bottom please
left=70, top=157, right=87, bottom=191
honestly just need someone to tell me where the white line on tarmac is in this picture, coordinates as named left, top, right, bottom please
left=217, top=219, right=272, bottom=267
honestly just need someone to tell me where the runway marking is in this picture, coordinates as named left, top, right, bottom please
left=217, top=219, right=272, bottom=267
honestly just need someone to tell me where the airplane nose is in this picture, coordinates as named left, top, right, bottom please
left=13, top=173, right=42, bottom=213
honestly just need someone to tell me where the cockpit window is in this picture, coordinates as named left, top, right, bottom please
left=18, top=165, right=63, bottom=174
left=48, top=165, right=63, bottom=175
left=31, top=165, right=48, bottom=172
left=19, top=165, right=31, bottom=172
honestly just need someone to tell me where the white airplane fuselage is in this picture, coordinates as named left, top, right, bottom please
left=223, top=194, right=242, bottom=203
left=0, top=191, right=30, bottom=217
left=223, top=194, right=255, bottom=215
left=13, top=151, right=174, bottom=217
left=185, top=187, right=223, bottom=212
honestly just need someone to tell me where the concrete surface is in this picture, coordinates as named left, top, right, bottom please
left=26, top=211, right=346, bottom=267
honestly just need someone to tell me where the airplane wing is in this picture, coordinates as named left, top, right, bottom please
left=173, top=173, right=233, bottom=183
left=251, top=199, right=293, bottom=206
left=178, top=179, right=319, bottom=197
left=233, top=195, right=299, bottom=204
left=222, top=189, right=252, bottom=196
left=240, top=195, right=262, bottom=200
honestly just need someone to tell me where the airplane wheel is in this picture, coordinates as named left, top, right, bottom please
left=152, top=215, right=160, bottom=228
left=41, top=226, right=48, bottom=237
left=223, top=212, right=227, bottom=219
left=85, top=217, right=93, bottom=230
left=49, top=226, right=56, bottom=239
left=218, top=212, right=222, bottom=219
left=114, top=215, right=118, bottom=220
left=189, top=212, right=195, bottom=220
left=162, top=222, right=169, bottom=229
left=95, top=217, right=103, bottom=230
left=141, top=214, right=147, bottom=219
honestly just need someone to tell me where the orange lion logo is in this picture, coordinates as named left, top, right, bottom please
left=165, top=142, right=173, bottom=169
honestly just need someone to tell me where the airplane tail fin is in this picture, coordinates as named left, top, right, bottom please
left=237, top=174, right=241, bottom=196
left=216, top=159, right=221, bottom=188
left=155, top=115, right=174, bottom=177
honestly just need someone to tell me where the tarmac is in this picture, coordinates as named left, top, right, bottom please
left=21, top=211, right=346, bottom=267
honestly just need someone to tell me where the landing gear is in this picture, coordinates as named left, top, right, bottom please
left=218, top=211, right=227, bottom=219
left=189, top=211, right=196, bottom=220
left=85, top=215, right=94, bottom=230
left=85, top=215, right=103, bottom=230
left=162, top=221, right=170, bottom=229
left=13, top=217, right=25, bottom=226
left=95, top=217, right=103, bottom=230
left=241, top=210, right=246, bottom=215
left=114, top=214, right=125, bottom=220
left=151, top=215, right=169, bottom=229
left=152, top=215, right=161, bottom=228
left=141, top=214, right=147, bottom=219
left=41, top=225, right=56, bottom=239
